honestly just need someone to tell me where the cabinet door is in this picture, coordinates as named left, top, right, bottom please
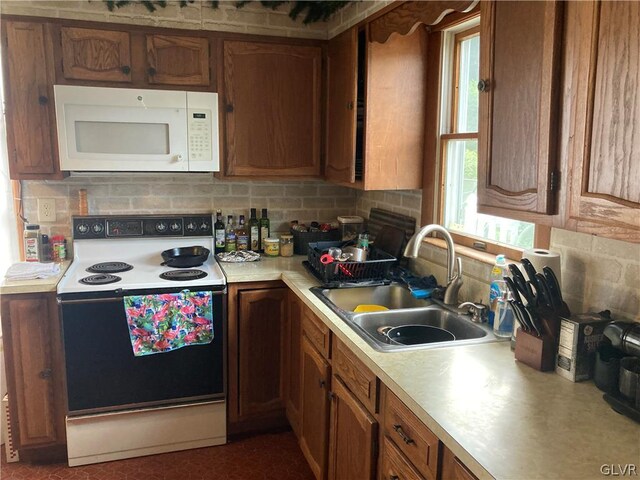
left=285, top=291, right=303, bottom=437
left=567, top=1, right=640, bottom=240
left=223, top=41, right=322, bottom=176
left=61, top=27, right=132, bottom=82
left=477, top=1, right=563, bottom=217
left=326, top=28, right=358, bottom=184
left=2, top=21, right=59, bottom=179
left=1, top=293, right=65, bottom=449
left=300, top=336, right=331, bottom=480
left=328, top=376, right=378, bottom=480
left=237, top=287, right=287, bottom=418
left=440, top=445, right=478, bottom=480
left=379, top=436, right=425, bottom=480
left=146, top=34, right=210, bottom=86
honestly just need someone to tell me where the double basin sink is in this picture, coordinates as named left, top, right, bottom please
left=311, top=284, right=500, bottom=352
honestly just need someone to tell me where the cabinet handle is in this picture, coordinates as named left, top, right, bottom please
left=390, top=476, right=399, bottom=480
left=477, top=79, right=490, bottom=92
left=225, top=104, right=234, bottom=113
left=328, top=391, right=336, bottom=401
left=393, top=424, right=415, bottom=445
left=121, top=65, right=131, bottom=74
left=319, top=379, right=326, bottom=389
left=39, top=368, right=52, bottom=379
left=38, top=95, right=49, bottom=105
left=148, top=67, right=157, bottom=76
left=347, top=100, right=354, bottom=110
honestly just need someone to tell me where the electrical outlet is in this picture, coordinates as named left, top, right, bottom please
left=37, top=198, right=56, bottom=222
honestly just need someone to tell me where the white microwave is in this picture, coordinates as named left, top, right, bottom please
left=53, top=85, right=219, bottom=172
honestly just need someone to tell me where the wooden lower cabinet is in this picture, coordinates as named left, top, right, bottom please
left=0, top=292, right=66, bottom=457
left=299, top=335, right=331, bottom=479
left=227, top=282, right=288, bottom=434
left=285, top=291, right=303, bottom=437
left=379, top=435, right=425, bottom=480
left=328, top=375, right=378, bottom=480
left=440, top=445, right=478, bottom=480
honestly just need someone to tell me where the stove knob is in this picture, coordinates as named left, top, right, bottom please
left=199, top=221, right=210, bottom=232
left=91, top=223, right=104, bottom=234
left=155, top=221, right=168, bottom=233
left=186, top=221, right=197, bottom=232
left=77, top=223, right=89, bottom=234
left=170, top=222, right=181, bottom=232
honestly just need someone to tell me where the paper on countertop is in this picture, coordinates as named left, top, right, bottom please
left=4, top=262, right=61, bottom=280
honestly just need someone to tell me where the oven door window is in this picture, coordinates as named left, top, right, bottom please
left=61, top=290, right=225, bottom=415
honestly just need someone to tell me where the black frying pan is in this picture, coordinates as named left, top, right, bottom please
left=378, top=325, right=455, bottom=345
left=161, top=246, right=210, bottom=268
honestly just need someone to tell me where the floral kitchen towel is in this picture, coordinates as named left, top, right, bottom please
left=124, top=290, right=213, bottom=356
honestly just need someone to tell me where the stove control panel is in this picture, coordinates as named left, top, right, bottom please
left=73, top=215, right=213, bottom=239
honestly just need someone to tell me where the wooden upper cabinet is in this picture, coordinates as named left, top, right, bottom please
left=146, top=34, right=210, bottom=86
left=566, top=1, right=640, bottom=241
left=2, top=21, right=60, bottom=179
left=223, top=40, right=322, bottom=177
left=325, top=23, right=427, bottom=190
left=477, top=1, right=563, bottom=217
left=326, top=28, right=358, bottom=184
left=61, top=27, right=132, bottom=82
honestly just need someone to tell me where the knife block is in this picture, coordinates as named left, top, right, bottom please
left=515, top=328, right=556, bottom=372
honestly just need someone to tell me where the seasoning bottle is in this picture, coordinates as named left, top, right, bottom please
left=280, top=234, right=294, bottom=257
left=51, top=235, right=66, bottom=262
left=249, top=208, right=260, bottom=252
left=225, top=215, right=237, bottom=252
left=24, top=224, right=41, bottom=262
left=236, top=215, right=249, bottom=251
left=40, top=234, right=52, bottom=262
left=264, top=238, right=280, bottom=257
left=214, top=209, right=226, bottom=254
left=260, top=209, right=270, bottom=252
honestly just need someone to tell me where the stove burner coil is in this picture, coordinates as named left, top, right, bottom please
left=79, top=274, right=122, bottom=285
left=86, top=262, right=133, bottom=274
left=160, top=270, right=208, bottom=281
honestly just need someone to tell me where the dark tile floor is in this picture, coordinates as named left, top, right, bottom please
left=0, top=431, right=314, bottom=479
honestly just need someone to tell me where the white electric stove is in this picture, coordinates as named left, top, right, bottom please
left=57, top=215, right=227, bottom=467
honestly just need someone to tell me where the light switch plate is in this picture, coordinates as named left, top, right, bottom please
left=37, top=198, right=56, bottom=222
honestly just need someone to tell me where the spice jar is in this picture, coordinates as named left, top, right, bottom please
left=23, top=224, right=41, bottom=262
left=280, top=234, right=294, bottom=257
left=51, top=235, right=67, bottom=263
left=264, top=238, right=280, bottom=257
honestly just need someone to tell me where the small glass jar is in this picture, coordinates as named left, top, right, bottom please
left=280, top=234, right=294, bottom=257
left=264, top=238, right=280, bottom=257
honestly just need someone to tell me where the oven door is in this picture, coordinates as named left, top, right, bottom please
left=59, top=286, right=226, bottom=416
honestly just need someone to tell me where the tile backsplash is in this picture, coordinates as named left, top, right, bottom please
left=22, top=176, right=357, bottom=242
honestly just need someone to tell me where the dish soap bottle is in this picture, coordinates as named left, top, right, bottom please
left=489, top=254, right=508, bottom=328
left=494, top=290, right=514, bottom=338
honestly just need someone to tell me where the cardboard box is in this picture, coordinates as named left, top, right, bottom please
left=556, top=313, right=610, bottom=382
left=2, top=394, right=19, bottom=462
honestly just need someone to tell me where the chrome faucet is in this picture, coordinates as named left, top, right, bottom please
left=403, top=224, right=463, bottom=305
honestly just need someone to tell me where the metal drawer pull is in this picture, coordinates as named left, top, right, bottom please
left=393, top=424, right=415, bottom=445
left=390, top=476, right=399, bottom=480
left=39, top=369, right=52, bottom=379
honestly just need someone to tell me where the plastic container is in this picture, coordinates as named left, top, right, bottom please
left=291, top=228, right=341, bottom=255
left=488, top=254, right=508, bottom=327
left=493, top=292, right=514, bottom=338
left=23, top=224, right=40, bottom=262
left=280, top=234, right=294, bottom=257
left=338, top=215, right=364, bottom=242
left=264, top=238, right=280, bottom=257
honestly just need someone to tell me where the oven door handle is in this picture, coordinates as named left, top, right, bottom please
left=58, top=288, right=227, bottom=305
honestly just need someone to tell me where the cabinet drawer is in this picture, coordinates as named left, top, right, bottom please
left=302, top=307, right=331, bottom=360
left=383, top=389, right=439, bottom=480
left=333, top=339, right=378, bottom=414
left=379, top=435, right=425, bottom=480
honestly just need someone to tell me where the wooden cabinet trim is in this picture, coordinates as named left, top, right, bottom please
left=302, top=306, right=331, bottom=360
left=285, top=291, right=303, bottom=437
left=379, top=435, right=426, bottom=480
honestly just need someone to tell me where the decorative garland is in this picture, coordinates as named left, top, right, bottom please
left=103, top=1, right=351, bottom=24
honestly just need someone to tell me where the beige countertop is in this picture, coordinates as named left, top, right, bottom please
left=221, top=257, right=640, bottom=480
left=0, top=261, right=71, bottom=295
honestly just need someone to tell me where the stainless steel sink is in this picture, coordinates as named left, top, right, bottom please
left=310, top=284, right=501, bottom=352
left=316, top=285, right=429, bottom=311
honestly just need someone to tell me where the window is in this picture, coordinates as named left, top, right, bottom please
left=439, top=23, right=536, bottom=257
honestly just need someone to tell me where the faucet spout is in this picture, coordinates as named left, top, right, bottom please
left=403, top=224, right=462, bottom=305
